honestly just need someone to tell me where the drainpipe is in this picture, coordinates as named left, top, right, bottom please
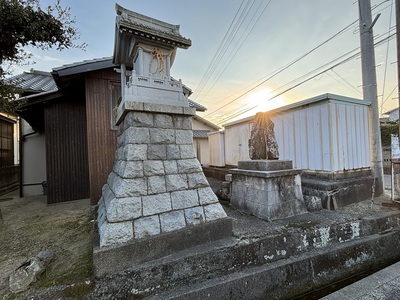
left=19, top=117, right=22, bottom=198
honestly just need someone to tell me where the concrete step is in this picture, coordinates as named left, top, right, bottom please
left=146, top=229, right=400, bottom=300
left=89, top=203, right=400, bottom=299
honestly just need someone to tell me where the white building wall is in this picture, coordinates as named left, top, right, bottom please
left=192, top=119, right=214, bottom=130
left=21, top=119, right=47, bottom=196
left=272, top=101, right=370, bottom=172
left=224, top=122, right=252, bottom=165
left=208, top=131, right=225, bottom=167
left=220, top=96, right=370, bottom=173
left=193, top=138, right=210, bottom=166
left=192, top=118, right=219, bottom=167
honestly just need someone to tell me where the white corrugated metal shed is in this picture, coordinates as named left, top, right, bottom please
left=215, top=93, right=371, bottom=173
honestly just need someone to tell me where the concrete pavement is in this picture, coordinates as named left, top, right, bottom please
left=322, top=261, right=400, bottom=299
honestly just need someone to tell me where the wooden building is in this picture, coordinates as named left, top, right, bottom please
left=15, top=58, right=213, bottom=204
left=0, top=113, right=19, bottom=195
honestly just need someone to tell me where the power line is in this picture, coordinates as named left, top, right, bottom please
left=327, top=69, right=363, bottom=96
left=196, top=0, right=273, bottom=103
left=193, top=0, right=255, bottom=100
left=380, top=84, right=398, bottom=111
left=204, top=18, right=359, bottom=117
left=203, top=0, right=395, bottom=120
left=216, top=32, right=396, bottom=125
left=380, top=0, right=394, bottom=115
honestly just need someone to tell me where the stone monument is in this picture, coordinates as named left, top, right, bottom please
left=230, top=112, right=307, bottom=221
left=249, top=112, right=279, bottom=160
left=94, top=5, right=232, bottom=275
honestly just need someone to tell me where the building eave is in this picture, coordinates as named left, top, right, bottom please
left=193, top=115, right=220, bottom=130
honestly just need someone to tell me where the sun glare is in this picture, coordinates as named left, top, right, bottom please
left=243, top=88, right=287, bottom=113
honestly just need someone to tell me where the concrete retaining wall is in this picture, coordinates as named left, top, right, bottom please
left=89, top=209, right=400, bottom=299
left=152, top=230, right=400, bottom=299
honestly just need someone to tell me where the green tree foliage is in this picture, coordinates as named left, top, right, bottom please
left=381, top=121, right=399, bottom=147
left=0, top=0, right=85, bottom=113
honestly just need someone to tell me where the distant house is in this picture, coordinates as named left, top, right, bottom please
left=12, top=58, right=217, bottom=204
left=383, top=107, right=399, bottom=122
left=192, top=115, right=220, bottom=166
left=0, top=70, right=55, bottom=196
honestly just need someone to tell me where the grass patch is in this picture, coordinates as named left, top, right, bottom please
left=63, top=281, right=93, bottom=298
left=39, top=246, right=93, bottom=288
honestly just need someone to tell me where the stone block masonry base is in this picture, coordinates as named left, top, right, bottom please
left=230, top=162, right=307, bottom=221
left=95, top=103, right=232, bottom=275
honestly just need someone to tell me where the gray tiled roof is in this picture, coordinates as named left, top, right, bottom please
left=189, top=99, right=206, bottom=112
left=52, top=57, right=116, bottom=77
left=10, top=58, right=208, bottom=112
left=193, top=130, right=210, bottom=138
left=6, top=69, right=57, bottom=93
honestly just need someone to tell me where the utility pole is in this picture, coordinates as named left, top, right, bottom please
left=396, top=0, right=400, bottom=135
left=358, top=0, right=384, bottom=196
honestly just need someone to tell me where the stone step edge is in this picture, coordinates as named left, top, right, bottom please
left=91, top=211, right=400, bottom=297
left=145, top=229, right=400, bottom=300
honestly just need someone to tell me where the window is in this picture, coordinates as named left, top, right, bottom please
left=110, top=82, right=121, bottom=130
left=0, top=119, right=14, bottom=167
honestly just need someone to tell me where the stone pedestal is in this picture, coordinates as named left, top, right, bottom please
left=230, top=160, right=307, bottom=221
left=94, top=102, right=232, bottom=274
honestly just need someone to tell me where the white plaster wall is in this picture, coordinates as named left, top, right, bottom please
left=192, top=118, right=214, bottom=130
left=21, top=119, right=46, bottom=196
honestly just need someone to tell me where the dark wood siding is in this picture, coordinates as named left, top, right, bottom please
left=85, top=69, right=119, bottom=204
left=0, top=118, right=14, bottom=167
left=44, top=91, right=90, bottom=204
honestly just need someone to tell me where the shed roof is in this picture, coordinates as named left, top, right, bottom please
left=222, top=93, right=368, bottom=127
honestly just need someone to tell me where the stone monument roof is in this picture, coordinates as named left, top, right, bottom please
left=115, top=4, right=191, bottom=50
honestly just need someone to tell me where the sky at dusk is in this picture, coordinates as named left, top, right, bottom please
left=10, top=0, right=399, bottom=126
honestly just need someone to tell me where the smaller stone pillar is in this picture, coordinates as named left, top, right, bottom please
left=230, top=160, right=307, bottom=221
